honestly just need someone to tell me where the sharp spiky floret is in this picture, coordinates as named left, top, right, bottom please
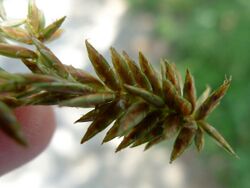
left=0, top=0, right=237, bottom=163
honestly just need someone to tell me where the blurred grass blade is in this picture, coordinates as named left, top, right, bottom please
left=122, top=51, right=152, bottom=90
left=110, top=47, right=135, bottom=85
left=0, top=43, right=37, bottom=59
left=21, top=58, right=43, bottom=73
left=118, top=101, right=151, bottom=135
left=0, top=18, right=26, bottom=27
left=81, top=101, right=123, bottom=143
left=60, top=92, right=115, bottom=107
left=0, top=101, right=27, bottom=146
left=85, top=40, right=120, bottom=91
left=194, top=126, right=204, bottom=152
left=195, top=78, right=231, bottom=120
left=198, top=121, right=238, bottom=158
left=124, top=84, right=165, bottom=107
left=0, top=0, right=6, bottom=20
left=0, top=26, right=32, bottom=44
left=39, top=16, right=66, bottom=41
left=183, top=69, right=196, bottom=112
left=139, top=52, right=162, bottom=95
left=0, top=96, right=22, bottom=108
left=170, top=122, right=196, bottom=163
left=27, top=0, right=45, bottom=33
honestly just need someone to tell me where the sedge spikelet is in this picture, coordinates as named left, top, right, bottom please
left=0, top=0, right=237, bottom=164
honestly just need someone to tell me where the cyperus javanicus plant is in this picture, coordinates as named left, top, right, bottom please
left=0, top=0, right=238, bottom=163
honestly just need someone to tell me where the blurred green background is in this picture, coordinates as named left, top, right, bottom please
left=127, top=0, right=250, bottom=187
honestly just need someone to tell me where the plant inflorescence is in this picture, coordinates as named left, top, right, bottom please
left=0, top=0, right=237, bottom=163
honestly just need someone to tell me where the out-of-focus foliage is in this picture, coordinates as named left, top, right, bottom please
left=127, top=0, right=250, bottom=187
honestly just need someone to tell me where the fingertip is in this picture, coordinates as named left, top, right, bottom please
left=0, top=106, right=56, bottom=176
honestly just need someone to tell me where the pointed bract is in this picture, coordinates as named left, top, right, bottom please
left=195, top=78, right=231, bottom=120
left=124, top=84, right=165, bottom=107
left=122, top=51, right=152, bottom=90
left=170, top=122, right=196, bottom=163
left=194, top=126, right=204, bottom=152
left=198, top=121, right=238, bottom=158
left=60, top=92, right=115, bottom=107
left=183, top=69, right=196, bottom=113
left=116, top=110, right=162, bottom=152
left=32, top=38, right=70, bottom=79
left=139, top=52, right=162, bottom=95
left=85, top=40, right=120, bottom=91
left=196, top=86, right=211, bottom=110
left=39, top=16, right=66, bottom=41
left=163, top=79, right=192, bottom=115
left=118, top=101, right=151, bottom=135
left=27, top=0, right=45, bottom=33
left=81, top=101, right=122, bottom=143
left=162, top=59, right=181, bottom=94
left=110, top=47, right=135, bottom=86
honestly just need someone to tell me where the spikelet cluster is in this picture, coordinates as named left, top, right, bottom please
left=0, top=0, right=238, bottom=162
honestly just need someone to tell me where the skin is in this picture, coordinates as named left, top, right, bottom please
left=0, top=106, right=55, bottom=176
